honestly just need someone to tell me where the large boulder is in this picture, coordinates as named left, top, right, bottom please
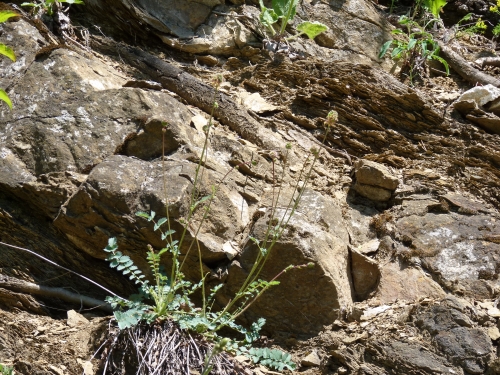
left=222, top=188, right=352, bottom=335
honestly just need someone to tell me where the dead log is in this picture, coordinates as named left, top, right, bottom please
left=475, top=57, right=500, bottom=69
left=0, top=274, right=112, bottom=313
left=438, top=41, right=500, bottom=87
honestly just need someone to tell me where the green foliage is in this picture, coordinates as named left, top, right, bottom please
left=494, top=24, right=500, bottom=36
left=422, top=0, right=447, bottom=19
left=490, top=1, right=500, bottom=36
left=242, top=347, right=296, bottom=371
left=296, top=21, right=329, bottom=39
left=0, top=90, right=12, bottom=110
left=259, top=0, right=328, bottom=40
left=0, top=44, right=16, bottom=62
left=0, top=11, right=18, bottom=110
left=21, top=0, right=84, bottom=17
left=0, top=364, right=14, bottom=375
left=379, top=16, right=449, bottom=84
left=389, top=0, right=397, bottom=14
left=0, top=11, right=18, bottom=23
left=454, top=14, right=487, bottom=37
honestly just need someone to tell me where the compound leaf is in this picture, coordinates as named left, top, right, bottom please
left=154, top=217, right=167, bottom=231
left=114, top=308, right=144, bottom=329
left=135, top=211, right=151, bottom=220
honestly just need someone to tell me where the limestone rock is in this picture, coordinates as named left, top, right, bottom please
left=67, top=310, right=89, bottom=327
left=344, top=204, right=379, bottom=248
left=395, top=211, right=500, bottom=299
left=353, top=159, right=399, bottom=201
left=373, top=262, right=445, bottom=304
left=240, top=92, right=278, bottom=114
left=353, top=182, right=392, bottom=202
left=354, top=159, right=399, bottom=190
left=83, top=0, right=393, bottom=63
left=191, top=114, right=209, bottom=134
left=356, top=239, right=380, bottom=255
left=350, top=248, right=380, bottom=301
left=454, top=85, right=500, bottom=135
left=368, top=340, right=457, bottom=374
left=224, top=188, right=352, bottom=335
left=54, top=155, right=249, bottom=267
left=488, top=326, right=500, bottom=341
left=360, top=305, right=391, bottom=320
left=456, top=84, right=500, bottom=108
left=301, top=350, right=321, bottom=367
left=414, top=297, right=493, bottom=374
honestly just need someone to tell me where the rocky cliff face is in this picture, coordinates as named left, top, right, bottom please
left=1, top=0, right=500, bottom=374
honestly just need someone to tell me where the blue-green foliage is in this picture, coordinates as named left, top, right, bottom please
left=242, top=347, right=296, bottom=371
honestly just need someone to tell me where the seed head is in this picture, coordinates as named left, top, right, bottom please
left=212, top=74, right=224, bottom=89
left=325, top=110, right=338, bottom=127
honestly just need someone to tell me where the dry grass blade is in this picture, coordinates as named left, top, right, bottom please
left=99, top=319, right=248, bottom=375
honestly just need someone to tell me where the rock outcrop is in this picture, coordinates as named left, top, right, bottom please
left=1, top=1, right=500, bottom=373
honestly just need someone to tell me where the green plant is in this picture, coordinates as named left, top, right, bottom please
left=379, top=15, right=449, bottom=84
left=102, top=75, right=339, bottom=373
left=389, top=0, right=397, bottom=14
left=243, top=347, right=296, bottom=371
left=454, top=13, right=487, bottom=39
left=489, top=0, right=500, bottom=36
left=0, top=364, right=14, bottom=375
left=21, top=0, right=83, bottom=17
left=0, top=11, right=18, bottom=110
left=422, top=0, right=447, bottom=19
left=258, top=0, right=328, bottom=41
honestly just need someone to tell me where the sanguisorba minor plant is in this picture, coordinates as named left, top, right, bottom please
left=0, top=10, right=19, bottom=110
left=100, top=74, right=339, bottom=374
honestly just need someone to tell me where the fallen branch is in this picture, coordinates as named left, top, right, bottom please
left=0, top=274, right=112, bottom=313
left=475, top=57, right=500, bottom=69
left=0, top=241, right=125, bottom=301
left=438, top=41, right=500, bottom=87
